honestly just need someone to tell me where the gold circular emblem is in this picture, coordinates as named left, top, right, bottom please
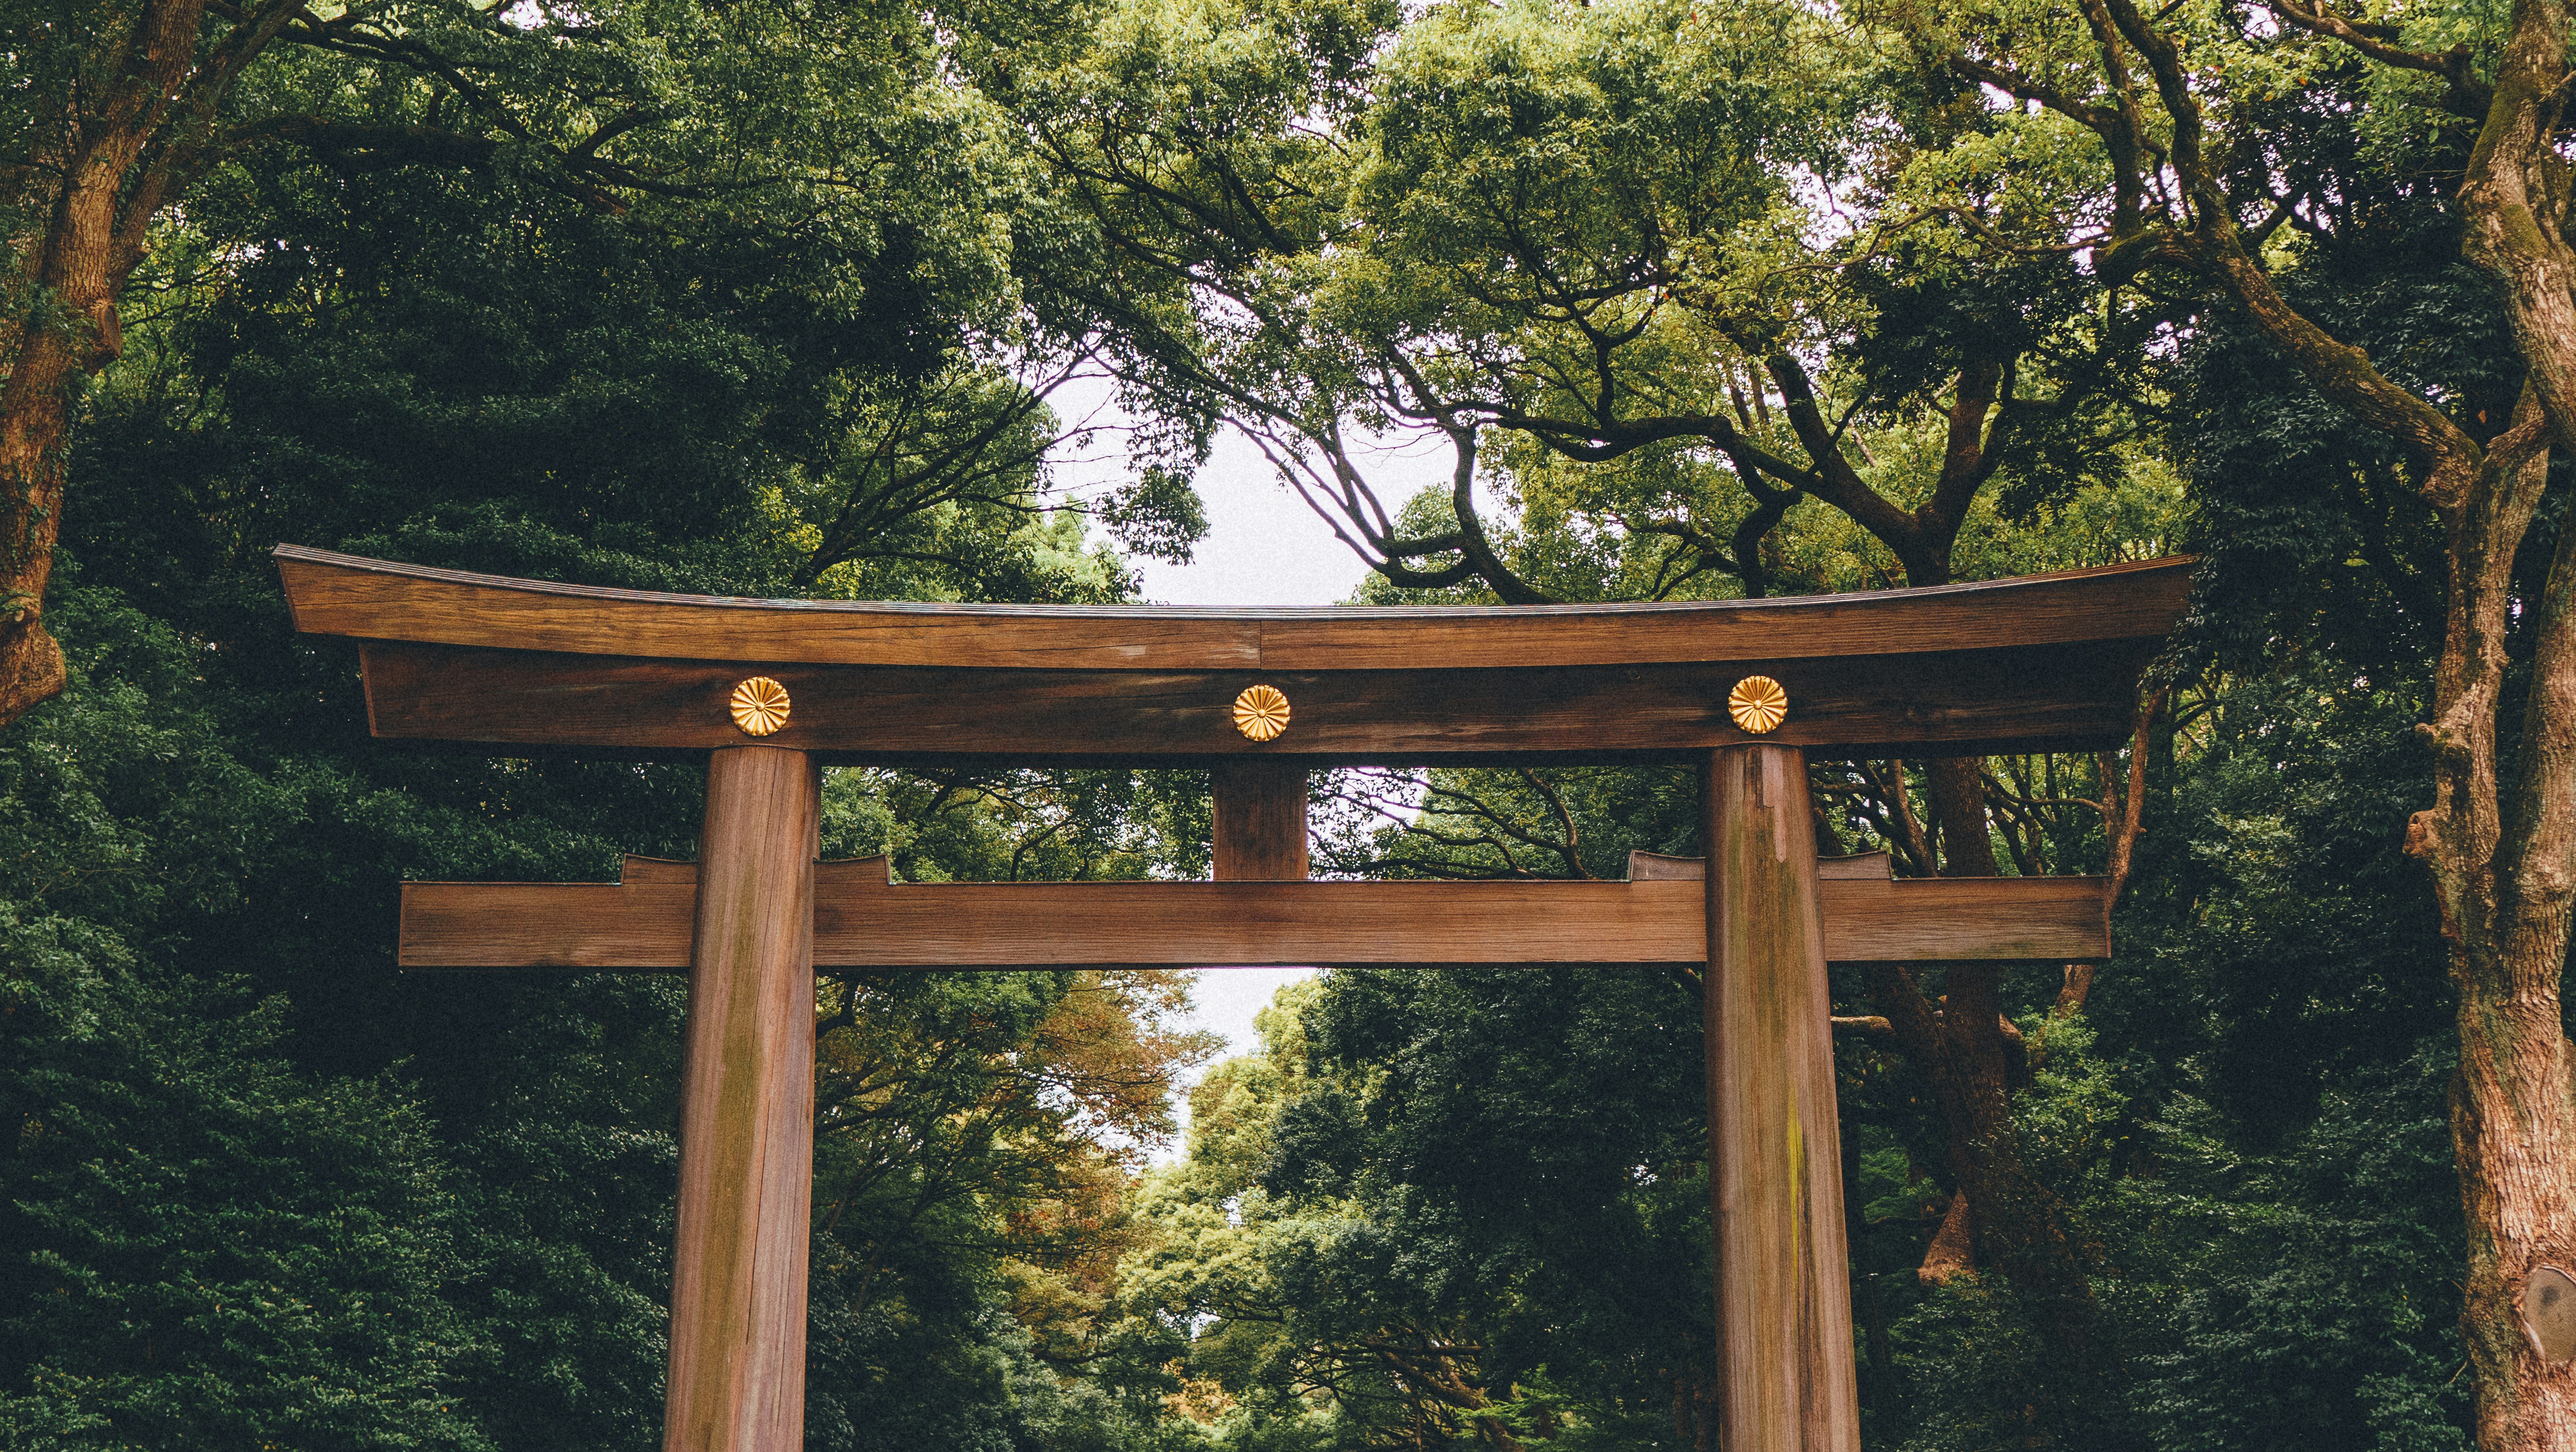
left=1232, top=684, right=1291, bottom=742
left=729, top=677, right=791, bottom=736
left=1727, top=675, right=1787, bottom=734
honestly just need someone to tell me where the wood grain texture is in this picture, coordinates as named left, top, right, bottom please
left=401, top=857, right=698, bottom=967
left=1632, top=850, right=1896, bottom=881
left=1213, top=760, right=1309, bottom=880
left=281, top=547, right=1262, bottom=670
left=664, top=749, right=818, bottom=1452
left=279, top=544, right=2192, bottom=671
left=1704, top=744, right=1862, bottom=1452
left=353, top=635, right=2162, bottom=761
left=1258, top=558, right=2191, bottom=670
left=397, top=858, right=2109, bottom=969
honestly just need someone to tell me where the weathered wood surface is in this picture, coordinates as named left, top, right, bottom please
left=281, top=546, right=1263, bottom=670
left=352, top=636, right=2160, bottom=762
left=279, top=544, right=2191, bottom=670
left=1627, top=849, right=2108, bottom=959
left=1633, top=849, right=1897, bottom=881
left=397, top=857, right=2110, bottom=969
left=1213, top=760, right=1309, bottom=880
left=664, top=748, right=818, bottom=1452
left=1704, top=744, right=1862, bottom=1451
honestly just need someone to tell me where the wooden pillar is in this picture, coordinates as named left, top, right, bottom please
left=1212, top=759, right=1308, bottom=880
left=665, top=746, right=820, bottom=1452
left=1703, top=744, right=1860, bottom=1451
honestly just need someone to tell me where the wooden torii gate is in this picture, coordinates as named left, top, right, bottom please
left=274, top=544, right=2193, bottom=1452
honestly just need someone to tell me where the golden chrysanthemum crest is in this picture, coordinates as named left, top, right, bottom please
left=730, top=676, right=792, bottom=736
left=1727, top=675, right=1787, bottom=734
left=1233, top=684, right=1291, bottom=742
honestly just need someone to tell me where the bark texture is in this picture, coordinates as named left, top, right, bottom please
left=1942, top=0, right=2576, bottom=1439
left=2, top=0, right=308, bottom=725
left=2, top=0, right=655, bottom=728
left=2454, top=33, right=2576, bottom=1445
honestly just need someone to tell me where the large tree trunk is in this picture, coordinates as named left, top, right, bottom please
left=2063, top=3, right=2576, bottom=1423
left=1854, top=540, right=2098, bottom=1335
left=1912, top=0, right=2576, bottom=1430
left=1, top=0, right=308, bottom=727
left=0, top=327, right=79, bottom=718
left=2405, top=434, right=2576, bottom=1452
left=2413, top=5, right=2576, bottom=1442
left=2169, top=48, right=2576, bottom=1446
left=2412, top=399, right=2576, bottom=1450
left=1861, top=755, right=2096, bottom=1343
left=1, top=0, right=221, bottom=725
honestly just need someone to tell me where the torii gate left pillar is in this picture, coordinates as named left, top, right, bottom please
left=659, top=753, right=1307, bottom=1452
left=1707, top=743, right=1858, bottom=1449
left=665, top=747, right=819, bottom=1452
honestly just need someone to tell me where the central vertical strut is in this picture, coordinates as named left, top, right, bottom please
left=1213, top=759, right=1309, bottom=881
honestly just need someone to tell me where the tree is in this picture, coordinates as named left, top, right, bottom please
left=0, top=14, right=1225, bottom=1433
left=1011, top=0, right=2177, bottom=1349
left=1887, top=0, right=2576, bottom=1441
left=5, top=0, right=646, bottom=719
left=0, top=585, right=495, bottom=1451
left=1, top=0, right=1206, bottom=725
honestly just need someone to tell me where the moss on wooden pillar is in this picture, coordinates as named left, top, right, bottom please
left=665, top=746, right=819, bottom=1452
left=1704, top=744, right=1861, bottom=1451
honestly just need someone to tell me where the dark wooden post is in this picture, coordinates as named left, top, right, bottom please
left=665, top=746, right=820, bottom=1452
left=1704, top=744, right=1860, bottom=1451
left=1213, top=760, right=1308, bottom=880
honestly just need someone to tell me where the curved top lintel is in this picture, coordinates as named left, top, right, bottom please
left=274, top=545, right=2196, bottom=672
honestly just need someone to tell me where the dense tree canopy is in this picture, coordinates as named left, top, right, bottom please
left=5, top=0, right=2573, bottom=1449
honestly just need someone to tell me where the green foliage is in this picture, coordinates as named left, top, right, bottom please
left=0, top=951, right=492, bottom=1452
left=0, top=587, right=491, bottom=1452
left=2170, top=172, right=2503, bottom=680
left=1119, top=894, right=1725, bottom=1448
left=2121, top=1056, right=2469, bottom=1452
left=6, top=3, right=1216, bottom=1441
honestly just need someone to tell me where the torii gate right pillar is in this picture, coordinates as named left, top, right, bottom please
left=1705, top=744, right=1861, bottom=1450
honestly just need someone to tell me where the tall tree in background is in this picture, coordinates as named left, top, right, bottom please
left=1894, top=0, right=2576, bottom=1442
left=4, top=0, right=635, bottom=720
left=1009, top=0, right=2167, bottom=1345
left=2, top=0, right=1193, bottom=724
left=0, top=0, right=1223, bottom=1439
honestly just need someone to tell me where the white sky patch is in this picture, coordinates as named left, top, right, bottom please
left=1042, top=374, right=1454, bottom=607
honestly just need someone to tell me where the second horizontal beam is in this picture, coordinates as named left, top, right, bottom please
left=398, top=857, right=2110, bottom=970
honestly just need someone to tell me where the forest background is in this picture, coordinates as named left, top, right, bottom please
left=4, top=0, right=2572, bottom=1449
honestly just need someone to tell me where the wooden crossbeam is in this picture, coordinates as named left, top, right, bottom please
left=275, top=547, right=2195, bottom=762
left=397, top=854, right=2109, bottom=970
left=351, top=638, right=2158, bottom=763
left=279, top=545, right=2194, bottom=672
